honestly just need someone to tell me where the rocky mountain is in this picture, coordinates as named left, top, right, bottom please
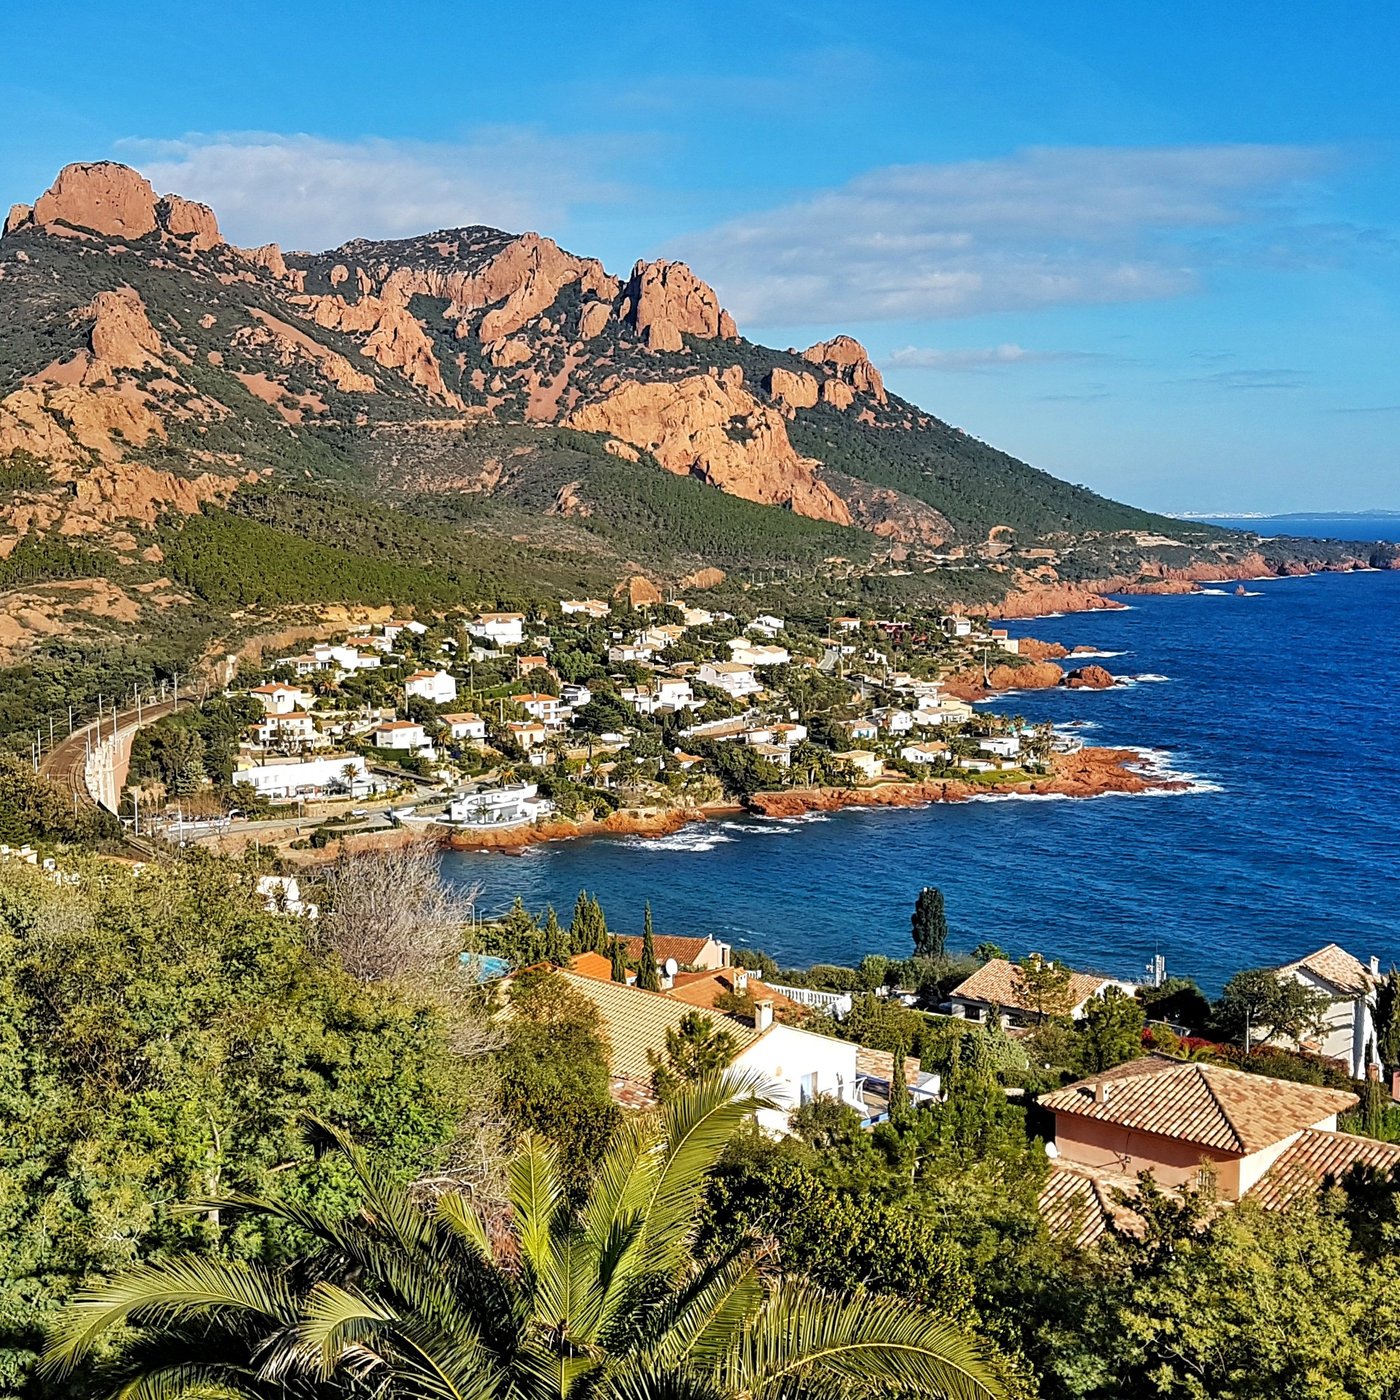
left=2, top=160, right=1391, bottom=628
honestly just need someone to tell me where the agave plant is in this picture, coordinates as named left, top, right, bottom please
left=44, top=1071, right=1003, bottom=1400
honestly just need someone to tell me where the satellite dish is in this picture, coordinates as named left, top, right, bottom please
left=663, top=957, right=679, bottom=978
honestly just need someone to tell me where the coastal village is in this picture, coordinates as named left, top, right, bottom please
left=115, top=584, right=1149, bottom=853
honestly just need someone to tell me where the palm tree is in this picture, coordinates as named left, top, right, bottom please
left=45, top=1073, right=1003, bottom=1400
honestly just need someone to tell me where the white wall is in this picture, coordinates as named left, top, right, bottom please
left=733, top=1025, right=860, bottom=1134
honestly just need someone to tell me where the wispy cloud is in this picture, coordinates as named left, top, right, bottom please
left=667, top=143, right=1337, bottom=324
left=884, top=343, right=1103, bottom=371
left=1182, top=368, right=1310, bottom=391
left=117, top=130, right=638, bottom=251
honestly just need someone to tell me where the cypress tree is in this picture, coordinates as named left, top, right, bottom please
left=589, top=894, right=608, bottom=952
left=609, top=937, right=628, bottom=983
left=911, top=886, right=948, bottom=962
left=541, top=906, right=567, bottom=966
left=637, top=903, right=661, bottom=991
left=569, top=889, right=591, bottom=953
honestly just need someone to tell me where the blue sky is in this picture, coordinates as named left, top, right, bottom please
left=4, top=0, right=1397, bottom=512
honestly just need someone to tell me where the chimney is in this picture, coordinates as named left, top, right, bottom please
left=1371, top=955, right=1382, bottom=978
left=754, top=998, right=774, bottom=1031
left=735, top=968, right=749, bottom=993
left=1093, top=1082, right=1110, bottom=1105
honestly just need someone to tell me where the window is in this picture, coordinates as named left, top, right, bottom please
left=800, top=1072, right=819, bottom=1105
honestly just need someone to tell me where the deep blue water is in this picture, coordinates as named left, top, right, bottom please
left=1200, top=513, right=1400, bottom=542
left=442, top=567, right=1400, bottom=993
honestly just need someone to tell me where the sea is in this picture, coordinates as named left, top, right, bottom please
left=442, top=515, right=1400, bottom=993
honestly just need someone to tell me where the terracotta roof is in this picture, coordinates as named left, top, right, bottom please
left=1248, top=1128, right=1400, bottom=1210
left=1278, top=943, right=1375, bottom=997
left=618, top=933, right=718, bottom=967
left=554, top=969, right=761, bottom=1082
left=568, top=951, right=618, bottom=982
left=950, top=958, right=1119, bottom=1014
left=667, top=970, right=802, bottom=1016
left=1040, top=1056, right=1358, bottom=1155
left=1038, top=1160, right=1149, bottom=1248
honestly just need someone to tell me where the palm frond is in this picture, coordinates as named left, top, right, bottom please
left=112, top=1361, right=265, bottom=1400
left=643, top=1257, right=764, bottom=1371
left=286, top=1280, right=400, bottom=1380
left=433, top=1192, right=494, bottom=1264
left=734, top=1282, right=1004, bottom=1400
left=507, top=1135, right=565, bottom=1280
left=42, top=1258, right=295, bottom=1380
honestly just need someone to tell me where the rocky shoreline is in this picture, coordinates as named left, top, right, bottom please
left=436, top=746, right=1179, bottom=853
left=991, top=549, right=1398, bottom=620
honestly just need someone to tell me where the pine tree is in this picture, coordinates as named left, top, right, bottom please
left=637, top=903, right=661, bottom=991
left=569, top=890, right=591, bottom=953
left=911, top=887, right=948, bottom=961
left=609, top=937, right=628, bottom=983
left=541, top=906, right=567, bottom=966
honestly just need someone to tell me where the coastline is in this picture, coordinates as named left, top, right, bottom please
left=990, top=549, right=1398, bottom=619
left=437, top=746, right=1180, bottom=853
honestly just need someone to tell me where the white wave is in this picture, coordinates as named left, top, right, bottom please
left=775, top=812, right=834, bottom=825
left=1066, top=649, right=1128, bottom=659
left=720, top=820, right=791, bottom=836
left=1239, top=589, right=1264, bottom=596
left=967, top=790, right=1075, bottom=803
left=1133, top=673, right=1171, bottom=682
left=1198, top=587, right=1230, bottom=596
left=621, top=828, right=737, bottom=853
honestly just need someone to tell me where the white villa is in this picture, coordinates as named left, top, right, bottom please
left=1274, top=944, right=1381, bottom=1079
left=405, top=670, right=458, bottom=705
left=467, top=612, right=525, bottom=647
left=373, top=720, right=432, bottom=752
left=235, top=754, right=377, bottom=800
left=249, top=682, right=310, bottom=715
left=442, top=712, right=487, bottom=741
left=698, top=661, right=762, bottom=698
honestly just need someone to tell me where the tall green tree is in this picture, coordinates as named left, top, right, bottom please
left=637, top=902, right=661, bottom=991
left=1015, top=953, right=1073, bottom=1024
left=1216, top=968, right=1331, bottom=1050
left=649, top=1010, right=739, bottom=1101
left=609, top=936, right=628, bottom=983
left=44, top=1076, right=1005, bottom=1400
left=911, top=887, right=949, bottom=961
left=1076, top=987, right=1146, bottom=1073
left=569, top=889, right=609, bottom=954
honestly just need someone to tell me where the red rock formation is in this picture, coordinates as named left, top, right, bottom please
left=4, top=204, right=33, bottom=236
left=802, top=335, right=887, bottom=405
left=156, top=194, right=222, bottom=250
left=31, top=162, right=159, bottom=239
left=1065, top=665, right=1117, bottom=689
left=623, top=260, right=737, bottom=352
left=566, top=367, right=852, bottom=524
left=83, top=288, right=165, bottom=373
left=1017, top=637, right=1070, bottom=661
left=296, top=294, right=462, bottom=406
left=765, top=367, right=819, bottom=411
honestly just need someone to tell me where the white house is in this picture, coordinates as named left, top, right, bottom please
left=915, top=700, right=976, bottom=727
left=833, top=750, right=884, bottom=782
left=949, top=958, right=1139, bottom=1029
left=678, top=604, right=714, bottom=627
left=467, top=612, right=525, bottom=647
left=747, top=614, right=786, bottom=638
left=608, top=642, right=655, bottom=664
left=989, top=628, right=1020, bottom=655
left=507, top=719, right=548, bottom=749
left=447, top=783, right=553, bottom=828
left=250, top=710, right=320, bottom=748
left=235, top=754, right=377, bottom=799
left=373, top=720, right=432, bottom=752
left=901, top=741, right=950, bottom=765
left=560, top=683, right=593, bottom=709
left=940, top=615, right=973, bottom=638
left=874, top=707, right=916, bottom=735
left=404, top=669, right=458, bottom=705
left=249, top=683, right=310, bottom=715
left=560, top=598, right=610, bottom=619
left=1274, top=945, right=1380, bottom=1079
left=834, top=718, right=879, bottom=743
left=979, top=734, right=1023, bottom=759
left=769, top=721, right=808, bottom=745
left=729, top=639, right=791, bottom=667
left=831, top=616, right=861, bottom=633
left=751, top=742, right=792, bottom=769
left=698, top=661, right=762, bottom=698
left=514, top=692, right=563, bottom=725
left=442, top=712, right=487, bottom=741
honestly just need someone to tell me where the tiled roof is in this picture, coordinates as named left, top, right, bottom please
left=554, top=969, right=761, bottom=1082
left=568, top=951, right=617, bottom=982
left=1278, top=943, right=1375, bottom=997
left=854, top=1045, right=923, bottom=1088
left=950, top=957, right=1117, bottom=1014
left=667, top=970, right=802, bottom=1015
left=617, top=934, right=717, bottom=967
left=1248, top=1128, right=1400, bottom=1210
left=1040, top=1056, right=1358, bottom=1154
left=1038, top=1160, right=1148, bottom=1248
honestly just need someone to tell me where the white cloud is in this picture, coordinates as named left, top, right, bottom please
left=667, top=144, right=1333, bottom=324
left=116, top=130, right=636, bottom=251
left=885, top=343, right=1100, bottom=371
